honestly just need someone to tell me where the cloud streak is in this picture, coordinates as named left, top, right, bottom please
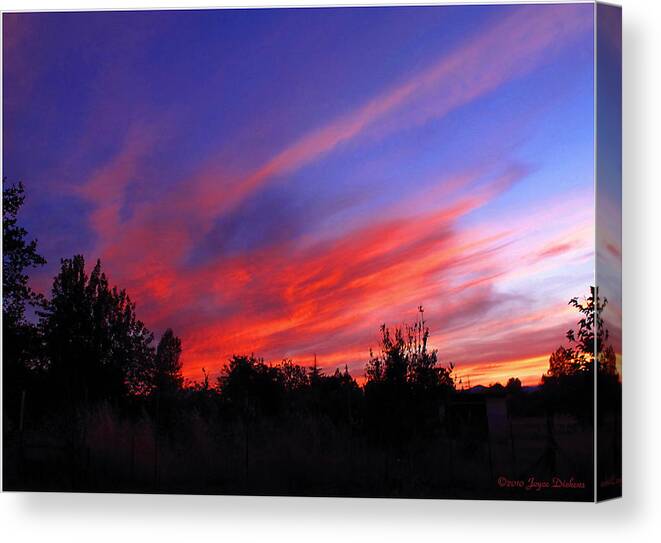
left=180, top=4, right=592, bottom=225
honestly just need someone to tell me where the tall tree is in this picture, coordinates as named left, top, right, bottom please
left=153, top=328, right=183, bottom=397
left=2, top=181, right=46, bottom=328
left=545, top=286, right=616, bottom=379
left=542, top=287, right=616, bottom=421
left=565, top=286, right=608, bottom=372
left=3, top=181, right=47, bottom=422
left=40, top=255, right=155, bottom=403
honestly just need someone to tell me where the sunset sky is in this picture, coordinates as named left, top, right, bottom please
left=3, top=4, right=607, bottom=386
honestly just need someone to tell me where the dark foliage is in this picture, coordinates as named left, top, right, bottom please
left=2, top=183, right=613, bottom=499
left=153, top=329, right=183, bottom=397
left=3, top=181, right=47, bottom=425
left=218, top=355, right=285, bottom=418
left=38, top=256, right=155, bottom=405
left=364, top=307, right=454, bottom=445
left=2, top=181, right=46, bottom=327
left=541, top=287, right=620, bottom=422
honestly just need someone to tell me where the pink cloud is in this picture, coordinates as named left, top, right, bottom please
left=180, top=5, right=592, bottom=225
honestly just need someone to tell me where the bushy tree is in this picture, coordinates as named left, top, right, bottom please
left=546, top=346, right=578, bottom=378
left=279, top=358, right=309, bottom=393
left=365, top=306, right=454, bottom=390
left=542, top=287, right=619, bottom=421
left=364, top=307, right=454, bottom=443
left=505, top=377, right=522, bottom=394
left=218, top=355, right=284, bottom=417
left=544, top=287, right=618, bottom=380
left=39, top=255, right=155, bottom=403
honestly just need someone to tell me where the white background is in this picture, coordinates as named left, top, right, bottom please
left=1, top=0, right=659, bottom=541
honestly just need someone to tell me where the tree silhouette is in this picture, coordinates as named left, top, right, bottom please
left=544, top=286, right=617, bottom=380
left=2, top=181, right=46, bottom=328
left=546, top=346, right=578, bottom=378
left=218, top=355, right=284, bottom=418
left=364, top=307, right=454, bottom=444
left=279, top=359, right=309, bottom=392
left=39, top=256, right=155, bottom=404
left=506, top=377, right=522, bottom=393
left=542, top=286, right=619, bottom=421
left=3, top=181, right=48, bottom=424
left=366, top=306, right=454, bottom=390
left=303, top=363, right=361, bottom=424
left=566, top=287, right=605, bottom=369
left=152, top=328, right=183, bottom=397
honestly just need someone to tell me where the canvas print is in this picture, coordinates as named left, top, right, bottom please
left=2, top=3, right=621, bottom=501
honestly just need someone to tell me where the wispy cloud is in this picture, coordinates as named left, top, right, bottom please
left=185, top=4, right=592, bottom=222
